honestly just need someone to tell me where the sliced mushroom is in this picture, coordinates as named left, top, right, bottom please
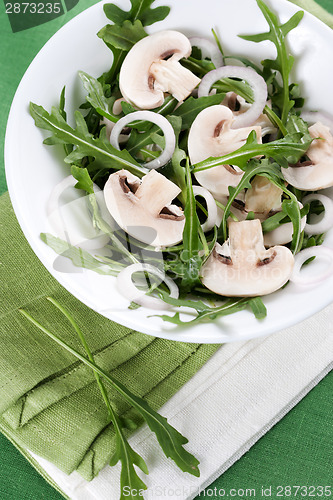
left=282, top=121, right=333, bottom=190
left=200, top=219, right=294, bottom=296
left=119, top=30, right=201, bottom=110
left=104, top=169, right=185, bottom=247
left=188, top=105, right=262, bottom=201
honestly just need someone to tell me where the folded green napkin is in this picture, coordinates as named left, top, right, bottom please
left=0, top=192, right=218, bottom=480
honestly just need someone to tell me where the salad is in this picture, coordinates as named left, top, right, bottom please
left=30, top=0, right=333, bottom=327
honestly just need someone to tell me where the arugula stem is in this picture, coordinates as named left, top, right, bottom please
left=18, top=306, right=200, bottom=477
left=46, top=297, right=115, bottom=420
left=215, top=200, right=239, bottom=222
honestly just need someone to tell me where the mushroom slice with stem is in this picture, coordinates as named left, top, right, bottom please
left=282, top=122, right=333, bottom=190
left=200, top=219, right=294, bottom=296
left=119, top=30, right=201, bottom=110
left=104, top=169, right=185, bottom=247
left=188, top=105, right=262, bottom=201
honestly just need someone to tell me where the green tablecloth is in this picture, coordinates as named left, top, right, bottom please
left=0, top=0, right=332, bottom=498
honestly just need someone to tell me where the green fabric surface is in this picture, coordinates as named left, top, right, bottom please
left=0, top=0, right=332, bottom=498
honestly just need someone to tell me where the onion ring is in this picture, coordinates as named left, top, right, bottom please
left=289, top=246, right=333, bottom=286
left=303, top=193, right=333, bottom=235
left=110, top=110, right=176, bottom=169
left=189, top=36, right=223, bottom=69
left=198, top=65, right=267, bottom=129
left=192, top=185, right=218, bottom=231
left=116, top=263, right=179, bottom=310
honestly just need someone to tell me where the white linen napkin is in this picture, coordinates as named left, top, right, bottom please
left=27, top=302, right=333, bottom=500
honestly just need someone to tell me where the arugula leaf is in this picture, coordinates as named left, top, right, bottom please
left=98, top=19, right=147, bottom=51
left=29, top=102, right=147, bottom=178
left=180, top=160, right=202, bottom=292
left=99, top=0, right=170, bottom=84
left=261, top=205, right=309, bottom=234
left=248, top=297, right=267, bottom=320
left=78, top=71, right=117, bottom=122
left=192, top=129, right=311, bottom=174
left=240, top=0, right=304, bottom=125
left=154, top=295, right=251, bottom=325
left=45, top=298, right=148, bottom=498
left=40, top=233, right=122, bottom=275
left=281, top=198, right=302, bottom=253
left=174, top=94, right=225, bottom=130
left=110, top=420, right=148, bottom=498
left=19, top=306, right=200, bottom=479
left=103, top=0, right=170, bottom=27
left=58, top=87, right=73, bottom=156
left=71, top=166, right=94, bottom=194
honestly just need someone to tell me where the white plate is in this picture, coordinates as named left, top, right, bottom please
left=5, top=0, right=333, bottom=343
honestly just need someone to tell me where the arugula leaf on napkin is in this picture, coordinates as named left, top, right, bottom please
left=19, top=299, right=200, bottom=498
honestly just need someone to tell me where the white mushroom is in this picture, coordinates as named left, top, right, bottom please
left=282, top=122, right=333, bottom=190
left=200, top=219, right=294, bottom=296
left=188, top=105, right=262, bottom=201
left=104, top=169, right=185, bottom=247
left=119, top=30, right=201, bottom=110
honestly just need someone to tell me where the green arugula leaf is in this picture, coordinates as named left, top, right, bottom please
left=248, top=297, right=267, bottom=320
left=103, top=0, right=170, bottom=27
left=281, top=198, right=302, bottom=253
left=111, top=422, right=148, bottom=498
left=45, top=298, right=148, bottom=498
left=180, top=160, right=202, bottom=292
left=40, top=233, right=122, bottom=275
left=78, top=71, right=117, bottom=122
left=57, top=87, right=73, bottom=156
left=29, top=102, right=147, bottom=178
left=98, top=19, right=147, bottom=51
left=173, top=94, right=225, bottom=130
left=154, top=295, right=252, bottom=325
left=71, top=166, right=94, bottom=194
left=19, top=306, right=200, bottom=479
left=240, top=0, right=304, bottom=125
left=192, top=130, right=311, bottom=174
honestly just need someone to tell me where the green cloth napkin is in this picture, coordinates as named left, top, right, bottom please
left=0, top=191, right=218, bottom=480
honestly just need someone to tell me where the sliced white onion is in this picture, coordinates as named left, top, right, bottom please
left=301, top=111, right=333, bottom=133
left=290, top=246, right=333, bottom=286
left=303, top=193, right=333, bottom=235
left=116, top=263, right=179, bottom=310
left=100, top=117, right=129, bottom=145
left=47, top=175, right=112, bottom=250
left=198, top=65, right=267, bottom=129
left=192, top=185, right=218, bottom=231
left=189, top=36, right=223, bottom=69
left=110, top=110, right=176, bottom=169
